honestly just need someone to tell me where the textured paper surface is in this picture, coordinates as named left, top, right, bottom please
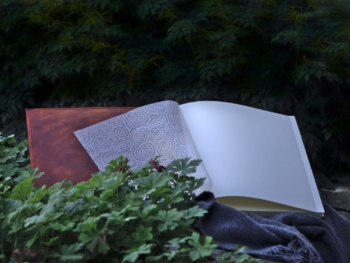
left=74, top=101, right=212, bottom=193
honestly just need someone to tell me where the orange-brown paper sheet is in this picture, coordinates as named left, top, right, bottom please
left=26, top=107, right=134, bottom=186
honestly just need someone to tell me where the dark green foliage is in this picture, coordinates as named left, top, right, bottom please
left=0, top=133, right=42, bottom=198
left=0, top=133, right=42, bottom=262
left=0, top=134, right=262, bottom=263
left=1, top=0, right=350, bottom=183
left=0, top=136, right=208, bottom=262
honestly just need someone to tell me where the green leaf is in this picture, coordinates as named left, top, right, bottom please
left=152, top=209, right=183, bottom=232
left=24, top=215, right=39, bottom=227
left=166, top=158, right=202, bottom=176
left=133, top=172, right=172, bottom=189
left=122, top=244, right=153, bottom=263
left=32, top=189, right=65, bottom=225
left=9, top=177, right=33, bottom=200
left=141, top=204, right=157, bottom=218
left=77, top=216, right=98, bottom=233
left=0, top=164, right=16, bottom=178
left=188, top=232, right=217, bottom=261
left=234, top=246, right=263, bottom=263
left=165, top=19, right=197, bottom=42
left=25, top=232, right=38, bottom=248
left=64, top=198, right=85, bottom=215
left=217, top=252, right=234, bottom=263
left=51, top=222, right=75, bottom=232
left=53, top=243, right=84, bottom=261
left=183, top=206, right=207, bottom=220
left=145, top=254, right=163, bottom=262
left=41, top=236, right=60, bottom=246
left=162, top=237, right=187, bottom=260
left=124, top=225, right=153, bottom=247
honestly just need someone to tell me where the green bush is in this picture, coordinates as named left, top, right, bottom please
left=0, top=134, right=262, bottom=263
left=1, top=0, right=350, bottom=183
left=0, top=133, right=41, bottom=198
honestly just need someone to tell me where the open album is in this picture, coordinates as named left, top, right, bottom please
left=74, top=101, right=325, bottom=217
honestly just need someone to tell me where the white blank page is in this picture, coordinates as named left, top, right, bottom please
left=180, top=101, right=323, bottom=213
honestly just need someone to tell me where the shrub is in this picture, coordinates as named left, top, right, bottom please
left=1, top=0, right=350, bottom=182
left=0, top=134, right=262, bottom=263
left=0, top=133, right=41, bottom=198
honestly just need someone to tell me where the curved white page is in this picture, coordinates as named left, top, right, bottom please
left=74, top=101, right=212, bottom=194
left=180, top=101, right=324, bottom=213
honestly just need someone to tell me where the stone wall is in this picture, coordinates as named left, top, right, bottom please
left=320, top=186, right=350, bottom=219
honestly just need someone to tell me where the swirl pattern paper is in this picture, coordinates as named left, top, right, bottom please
left=74, top=101, right=202, bottom=174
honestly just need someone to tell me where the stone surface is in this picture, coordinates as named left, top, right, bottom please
left=320, top=187, right=350, bottom=211
left=337, top=211, right=350, bottom=219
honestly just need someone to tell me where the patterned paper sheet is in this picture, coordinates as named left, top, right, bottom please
left=74, top=101, right=211, bottom=193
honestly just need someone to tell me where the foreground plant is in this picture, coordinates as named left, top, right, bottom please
left=0, top=134, right=261, bottom=263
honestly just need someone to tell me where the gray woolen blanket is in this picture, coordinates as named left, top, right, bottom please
left=195, top=192, right=350, bottom=263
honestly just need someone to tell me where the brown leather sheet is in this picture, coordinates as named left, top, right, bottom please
left=26, top=107, right=135, bottom=186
